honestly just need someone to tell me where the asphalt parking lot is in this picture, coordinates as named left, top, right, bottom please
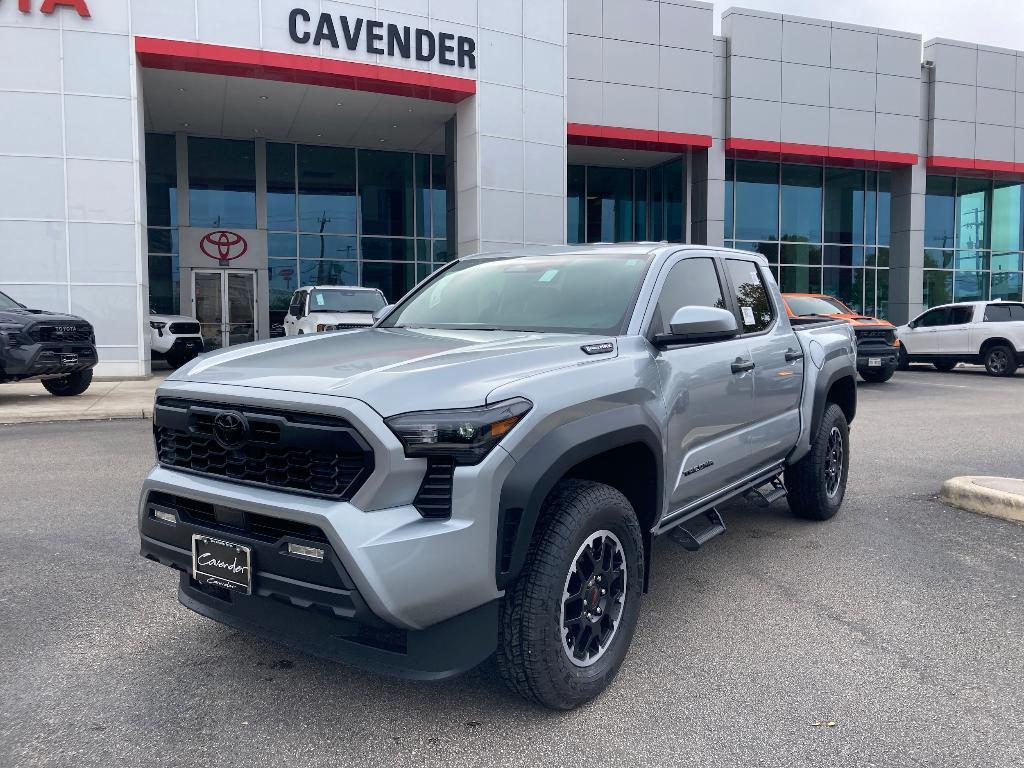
left=1, top=367, right=1022, bottom=768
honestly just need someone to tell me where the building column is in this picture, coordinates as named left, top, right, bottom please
left=690, top=139, right=726, bottom=247
left=453, top=86, right=567, bottom=255
left=888, top=160, right=926, bottom=324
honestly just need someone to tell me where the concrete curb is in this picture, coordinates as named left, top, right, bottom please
left=0, top=409, right=151, bottom=426
left=939, top=476, right=1024, bottom=525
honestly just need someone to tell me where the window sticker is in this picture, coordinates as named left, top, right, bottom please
left=626, top=259, right=640, bottom=267
left=315, top=293, right=325, bottom=306
left=539, top=269, right=559, bottom=283
left=741, top=305, right=756, bottom=326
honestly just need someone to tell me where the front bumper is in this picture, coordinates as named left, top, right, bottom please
left=154, top=336, right=204, bottom=358
left=138, top=383, right=515, bottom=678
left=0, top=340, right=97, bottom=378
left=856, top=345, right=898, bottom=371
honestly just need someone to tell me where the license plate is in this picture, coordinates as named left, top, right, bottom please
left=868, top=357, right=882, bottom=367
left=60, top=353, right=78, bottom=367
left=192, top=535, right=252, bottom=594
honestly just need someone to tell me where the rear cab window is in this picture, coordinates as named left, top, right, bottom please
left=984, top=303, right=1024, bottom=322
left=725, top=258, right=774, bottom=333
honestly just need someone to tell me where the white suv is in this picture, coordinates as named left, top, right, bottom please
left=148, top=313, right=204, bottom=368
left=283, top=286, right=387, bottom=336
left=896, top=301, right=1024, bottom=376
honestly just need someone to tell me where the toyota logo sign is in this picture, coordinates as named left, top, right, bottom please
left=212, top=411, right=249, bottom=450
left=200, top=230, right=249, bottom=265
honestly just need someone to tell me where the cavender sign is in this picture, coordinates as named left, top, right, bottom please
left=289, top=8, right=477, bottom=70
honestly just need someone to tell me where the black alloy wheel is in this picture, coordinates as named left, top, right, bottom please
left=561, top=530, right=628, bottom=667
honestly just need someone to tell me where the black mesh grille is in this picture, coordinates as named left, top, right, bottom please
left=169, top=322, right=201, bottom=334
left=413, top=458, right=455, bottom=518
left=855, top=328, right=896, bottom=344
left=30, top=324, right=93, bottom=343
left=153, top=399, right=374, bottom=500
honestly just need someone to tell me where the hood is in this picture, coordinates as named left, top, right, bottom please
left=819, top=312, right=895, bottom=329
left=149, top=313, right=198, bottom=324
left=0, top=308, right=90, bottom=326
left=303, top=311, right=376, bottom=326
left=168, top=327, right=616, bottom=416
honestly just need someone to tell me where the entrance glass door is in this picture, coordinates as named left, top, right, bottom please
left=191, top=270, right=257, bottom=350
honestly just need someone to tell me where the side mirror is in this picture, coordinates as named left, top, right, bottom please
left=655, top=306, right=739, bottom=346
left=373, top=304, right=395, bottom=322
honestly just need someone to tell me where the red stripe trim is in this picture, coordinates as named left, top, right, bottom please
left=567, top=123, right=712, bottom=153
left=134, top=37, right=475, bottom=103
left=927, top=155, right=1024, bottom=177
left=725, top=137, right=917, bottom=168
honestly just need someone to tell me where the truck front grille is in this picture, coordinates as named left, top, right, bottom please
left=169, top=322, right=201, bottom=334
left=30, top=324, right=93, bottom=343
left=855, top=328, right=896, bottom=345
left=153, top=398, right=374, bottom=501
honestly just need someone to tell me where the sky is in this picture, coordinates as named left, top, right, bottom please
left=711, top=0, right=1024, bottom=51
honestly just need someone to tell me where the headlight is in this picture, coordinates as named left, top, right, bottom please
left=0, top=323, right=25, bottom=345
left=149, top=321, right=166, bottom=337
left=385, top=398, right=532, bottom=465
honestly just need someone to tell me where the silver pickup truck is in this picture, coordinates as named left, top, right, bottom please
left=138, top=244, right=857, bottom=709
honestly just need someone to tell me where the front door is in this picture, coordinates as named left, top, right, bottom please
left=191, top=270, right=258, bottom=351
left=935, top=304, right=976, bottom=355
left=904, top=307, right=948, bottom=355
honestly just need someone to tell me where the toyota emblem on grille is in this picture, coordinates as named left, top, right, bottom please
left=200, top=230, right=249, bottom=265
left=213, top=411, right=249, bottom=449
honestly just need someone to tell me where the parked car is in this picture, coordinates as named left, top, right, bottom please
left=283, top=286, right=387, bottom=336
left=896, top=300, right=1024, bottom=376
left=148, top=313, right=204, bottom=369
left=782, top=293, right=901, bottom=383
left=138, top=245, right=857, bottom=710
left=0, top=289, right=97, bottom=396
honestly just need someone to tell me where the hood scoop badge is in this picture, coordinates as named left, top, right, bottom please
left=581, top=342, right=614, bottom=355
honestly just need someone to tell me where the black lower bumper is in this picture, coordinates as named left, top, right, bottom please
left=856, top=350, right=898, bottom=372
left=176, top=575, right=498, bottom=681
left=1, top=342, right=97, bottom=379
left=155, top=337, right=203, bottom=360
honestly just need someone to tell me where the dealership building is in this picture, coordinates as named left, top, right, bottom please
left=2, top=0, right=1024, bottom=376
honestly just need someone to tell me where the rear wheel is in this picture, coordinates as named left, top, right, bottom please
left=497, top=480, right=644, bottom=710
left=785, top=403, right=849, bottom=521
left=984, top=344, right=1018, bottom=377
left=859, top=366, right=894, bottom=383
left=933, top=360, right=958, bottom=372
left=41, top=369, right=93, bottom=397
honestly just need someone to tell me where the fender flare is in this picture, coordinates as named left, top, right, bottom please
left=811, top=367, right=857, bottom=438
left=495, top=405, right=663, bottom=590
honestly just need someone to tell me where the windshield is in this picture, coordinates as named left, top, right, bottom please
left=0, top=291, right=21, bottom=310
left=785, top=295, right=851, bottom=316
left=307, top=289, right=385, bottom=313
left=381, top=253, right=653, bottom=334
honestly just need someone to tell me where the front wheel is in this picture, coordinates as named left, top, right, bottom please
left=41, top=369, right=93, bottom=397
left=497, top=480, right=644, bottom=710
left=984, top=344, right=1018, bottom=377
left=859, top=366, right=894, bottom=383
left=785, top=403, right=850, bottom=521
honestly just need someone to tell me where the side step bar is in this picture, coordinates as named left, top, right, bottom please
left=668, top=508, right=726, bottom=552
left=745, top=477, right=787, bottom=508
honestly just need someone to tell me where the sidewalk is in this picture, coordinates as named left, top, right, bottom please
left=0, top=372, right=169, bottom=425
left=940, top=476, right=1024, bottom=525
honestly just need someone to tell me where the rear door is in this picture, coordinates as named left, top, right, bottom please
left=646, top=254, right=756, bottom=514
left=935, top=304, right=977, bottom=355
left=723, top=258, right=804, bottom=469
left=978, top=303, right=1024, bottom=352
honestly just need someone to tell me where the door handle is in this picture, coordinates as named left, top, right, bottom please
left=784, top=348, right=804, bottom=362
left=731, top=358, right=755, bottom=374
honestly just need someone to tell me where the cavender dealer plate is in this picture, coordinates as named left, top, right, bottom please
left=191, top=534, right=252, bottom=594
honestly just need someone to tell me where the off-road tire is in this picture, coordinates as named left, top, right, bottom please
left=897, top=345, right=909, bottom=371
left=165, top=349, right=189, bottom=369
left=785, top=403, right=849, bottom=521
left=933, top=360, right=958, bottom=372
left=497, top=479, right=644, bottom=710
left=41, top=369, right=93, bottom=397
left=859, top=366, right=894, bottom=383
left=983, top=344, right=1017, bottom=377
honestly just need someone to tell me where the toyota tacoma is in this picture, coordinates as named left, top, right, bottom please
left=138, top=245, right=857, bottom=709
left=0, top=289, right=97, bottom=396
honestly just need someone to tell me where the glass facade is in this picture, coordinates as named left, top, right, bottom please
left=144, top=133, right=448, bottom=329
left=567, top=158, right=686, bottom=244
left=922, top=175, right=1024, bottom=307
left=725, top=159, right=892, bottom=318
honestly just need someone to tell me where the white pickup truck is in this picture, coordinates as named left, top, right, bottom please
left=896, top=300, right=1024, bottom=376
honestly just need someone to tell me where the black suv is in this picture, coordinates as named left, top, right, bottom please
left=0, top=289, right=98, bottom=396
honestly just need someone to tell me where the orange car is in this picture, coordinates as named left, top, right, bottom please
left=782, top=293, right=901, bottom=383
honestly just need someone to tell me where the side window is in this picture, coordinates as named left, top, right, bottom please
left=949, top=305, right=974, bottom=324
left=1011, top=305, right=1024, bottom=320
left=918, top=308, right=949, bottom=327
left=289, top=291, right=306, bottom=317
left=725, top=258, right=774, bottom=333
left=650, top=257, right=727, bottom=336
left=984, top=304, right=1012, bottom=323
